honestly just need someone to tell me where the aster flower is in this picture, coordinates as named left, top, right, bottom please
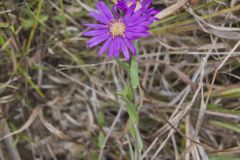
left=116, top=0, right=159, bottom=24
left=83, top=2, right=152, bottom=60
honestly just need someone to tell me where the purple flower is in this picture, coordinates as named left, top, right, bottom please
left=116, top=0, right=159, bottom=24
left=83, top=2, right=152, bottom=61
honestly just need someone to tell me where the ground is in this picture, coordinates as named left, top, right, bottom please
left=0, top=0, right=240, bottom=160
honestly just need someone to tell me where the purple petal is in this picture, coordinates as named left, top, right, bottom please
left=140, top=0, right=151, bottom=10
left=131, top=0, right=137, bottom=3
left=135, top=32, right=151, bottom=37
left=125, top=31, right=140, bottom=40
left=123, top=4, right=136, bottom=21
left=120, top=39, right=130, bottom=60
left=129, top=13, right=149, bottom=20
left=141, top=0, right=148, bottom=5
left=123, top=38, right=136, bottom=56
left=112, top=5, right=120, bottom=19
left=108, top=39, right=115, bottom=58
left=114, top=37, right=121, bottom=57
left=151, top=10, right=160, bottom=15
left=89, top=11, right=109, bottom=24
left=134, top=20, right=153, bottom=27
left=126, top=15, right=149, bottom=25
left=125, top=31, right=151, bottom=40
left=146, top=8, right=159, bottom=15
left=84, top=24, right=108, bottom=29
left=87, top=33, right=110, bottom=48
left=129, top=6, right=145, bottom=18
left=149, top=16, right=158, bottom=21
left=96, top=2, right=114, bottom=20
left=98, top=38, right=112, bottom=56
left=126, top=26, right=149, bottom=32
left=117, top=1, right=128, bottom=11
left=83, top=29, right=108, bottom=36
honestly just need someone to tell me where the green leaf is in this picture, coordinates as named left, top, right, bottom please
left=117, top=86, right=134, bottom=101
left=0, top=36, right=5, bottom=45
left=128, top=119, right=137, bottom=138
left=128, top=120, right=143, bottom=153
left=22, top=134, right=34, bottom=143
left=98, top=131, right=105, bottom=148
left=97, top=112, right=105, bottom=128
left=207, top=103, right=240, bottom=115
left=0, top=22, right=9, bottom=28
left=92, top=151, right=98, bottom=160
left=118, top=59, right=130, bottom=71
left=53, top=14, right=66, bottom=22
left=21, top=15, right=48, bottom=29
left=219, top=87, right=240, bottom=98
left=13, top=136, right=20, bottom=148
left=18, top=66, right=45, bottom=97
left=136, top=129, right=143, bottom=152
left=209, top=155, right=240, bottom=160
left=126, top=101, right=138, bottom=123
left=211, top=121, right=240, bottom=133
left=130, top=58, right=139, bottom=89
left=127, top=135, right=135, bottom=160
left=10, top=25, right=15, bottom=32
left=72, top=11, right=87, bottom=18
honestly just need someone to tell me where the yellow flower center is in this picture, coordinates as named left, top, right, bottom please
left=109, top=20, right=126, bottom=37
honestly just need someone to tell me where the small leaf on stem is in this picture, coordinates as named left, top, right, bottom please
left=130, top=58, right=139, bottom=89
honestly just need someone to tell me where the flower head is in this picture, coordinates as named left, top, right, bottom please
left=116, top=0, right=159, bottom=24
left=83, top=2, right=152, bottom=60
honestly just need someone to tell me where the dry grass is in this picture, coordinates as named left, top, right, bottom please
left=0, top=0, right=240, bottom=160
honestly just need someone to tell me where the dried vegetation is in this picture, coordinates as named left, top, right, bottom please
left=0, top=0, right=240, bottom=160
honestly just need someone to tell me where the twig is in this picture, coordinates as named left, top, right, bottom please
left=155, top=0, right=188, bottom=19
